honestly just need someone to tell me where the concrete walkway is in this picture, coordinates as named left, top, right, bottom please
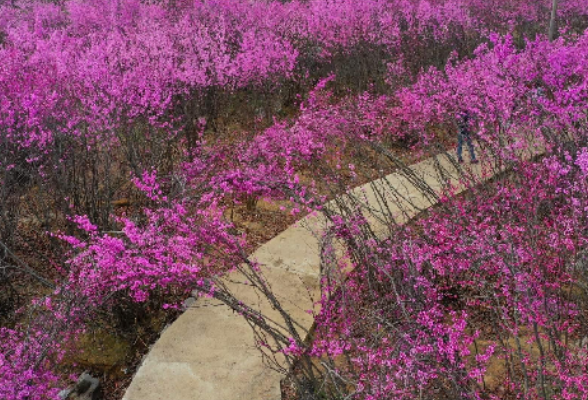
left=122, top=151, right=503, bottom=400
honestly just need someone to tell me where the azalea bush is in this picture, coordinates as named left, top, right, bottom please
left=0, top=328, right=62, bottom=400
left=304, top=148, right=588, bottom=399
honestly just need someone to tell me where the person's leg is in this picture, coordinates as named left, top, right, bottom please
left=457, top=132, right=464, bottom=162
left=466, top=134, right=477, bottom=162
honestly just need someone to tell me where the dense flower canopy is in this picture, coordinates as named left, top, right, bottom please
left=2, top=0, right=588, bottom=398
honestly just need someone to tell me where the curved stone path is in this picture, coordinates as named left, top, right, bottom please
left=123, top=150, right=514, bottom=400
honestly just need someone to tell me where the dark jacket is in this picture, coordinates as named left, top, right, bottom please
left=457, top=112, right=470, bottom=135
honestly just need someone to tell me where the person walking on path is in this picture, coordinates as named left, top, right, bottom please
left=456, top=110, right=478, bottom=164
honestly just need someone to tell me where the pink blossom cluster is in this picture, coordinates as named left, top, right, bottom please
left=0, top=327, right=62, bottom=400
left=61, top=202, right=243, bottom=304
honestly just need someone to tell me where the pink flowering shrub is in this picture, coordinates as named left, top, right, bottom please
left=61, top=203, right=243, bottom=304
left=0, top=328, right=62, bottom=400
left=308, top=151, right=588, bottom=398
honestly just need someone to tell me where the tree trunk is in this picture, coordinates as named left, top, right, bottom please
left=549, top=0, right=558, bottom=41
